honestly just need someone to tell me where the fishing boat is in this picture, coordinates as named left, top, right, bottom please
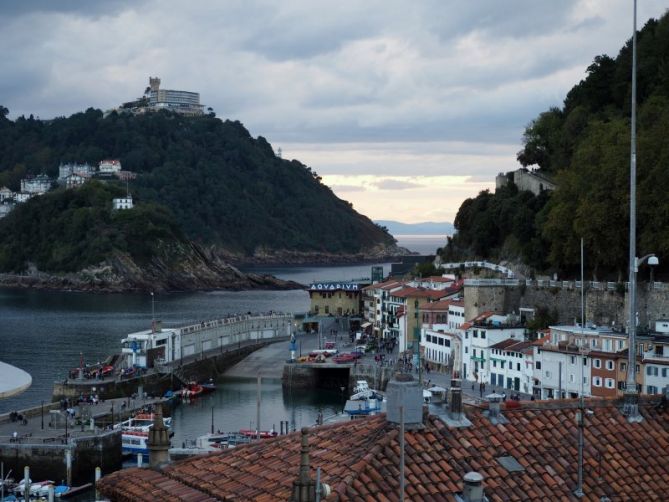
left=177, top=382, right=204, bottom=399
left=350, top=380, right=383, bottom=401
left=114, top=413, right=172, bottom=432
left=344, top=380, right=386, bottom=418
left=238, top=428, right=278, bottom=439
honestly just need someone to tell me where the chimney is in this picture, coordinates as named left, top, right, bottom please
left=449, top=378, right=463, bottom=419
left=291, top=428, right=317, bottom=502
left=462, top=472, right=486, bottom=502
left=386, top=373, right=424, bottom=429
left=147, top=405, right=170, bottom=468
left=484, top=393, right=507, bottom=424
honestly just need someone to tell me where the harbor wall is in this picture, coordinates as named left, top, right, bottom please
left=53, top=338, right=289, bottom=401
left=0, top=430, right=121, bottom=485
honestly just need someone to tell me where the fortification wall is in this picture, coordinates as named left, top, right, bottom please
left=465, top=282, right=669, bottom=328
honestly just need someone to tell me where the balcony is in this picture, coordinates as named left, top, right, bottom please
left=470, top=355, right=485, bottom=363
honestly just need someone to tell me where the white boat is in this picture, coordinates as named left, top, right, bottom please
left=121, top=430, right=150, bottom=456
left=114, top=413, right=172, bottom=433
left=350, top=380, right=384, bottom=401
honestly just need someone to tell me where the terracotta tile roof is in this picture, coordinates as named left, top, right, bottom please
left=419, top=300, right=453, bottom=311
left=490, top=339, right=520, bottom=350
left=99, top=397, right=669, bottom=501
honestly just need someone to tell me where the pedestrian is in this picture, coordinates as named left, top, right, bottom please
left=502, top=392, right=507, bottom=402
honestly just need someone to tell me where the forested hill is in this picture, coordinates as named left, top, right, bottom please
left=0, top=107, right=395, bottom=257
left=443, top=12, right=669, bottom=279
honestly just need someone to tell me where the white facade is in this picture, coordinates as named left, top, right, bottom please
left=489, top=341, right=533, bottom=393
left=448, top=303, right=465, bottom=330
left=533, top=345, right=591, bottom=399
left=20, top=175, right=51, bottom=194
left=113, top=196, right=134, bottom=210
left=99, top=159, right=122, bottom=173
left=641, top=334, right=669, bottom=394
left=65, top=173, right=88, bottom=189
left=14, top=192, right=33, bottom=203
left=462, top=314, right=525, bottom=383
left=59, top=163, right=94, bottom=181
left=0, top=187, right=13, bottom=202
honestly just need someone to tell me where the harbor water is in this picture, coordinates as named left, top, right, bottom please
left=0, top=262, right=394, bottom=416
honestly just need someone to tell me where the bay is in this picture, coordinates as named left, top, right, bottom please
left=0, top=263, right=390, bottom=420
left=394, top=234, right=448, bottom=255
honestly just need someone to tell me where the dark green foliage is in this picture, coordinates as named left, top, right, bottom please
left=447, top=11, right=669, bottom=278
left=0, top=109, right=393, bottom=256
left=0, top=182, right=184, bottom=272
left=443, top=184, right=550, bottom=270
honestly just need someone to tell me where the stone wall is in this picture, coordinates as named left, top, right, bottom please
left=465, top=283, right=669, bottom=328
left=0, top=430, right=121, bottom=485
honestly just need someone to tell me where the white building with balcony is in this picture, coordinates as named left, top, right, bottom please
left=99, top=159, right=122, bottom=174
left=113, top=196, right=134, bottom=210
left=489, top=339, right=534, bottom=393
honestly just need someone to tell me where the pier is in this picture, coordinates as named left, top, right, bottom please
left=53, top=313, right=294, bottom=401
left=0, top=395, right=167, bottom=485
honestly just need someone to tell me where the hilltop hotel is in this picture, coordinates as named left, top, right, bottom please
left=116, top=77, right=204, bottom=116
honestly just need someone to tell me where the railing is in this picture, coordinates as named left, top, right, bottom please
left=440, top=260, right=515, bottom=278
left=465, top=279, right=669, bottom=292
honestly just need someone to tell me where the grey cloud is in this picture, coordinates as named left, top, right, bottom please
left=0, top=0, right=140, bottom=18
left=373, top=179, right=424, bottom=190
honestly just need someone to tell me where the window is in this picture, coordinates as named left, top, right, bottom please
left=517, top=363, right=521, bottom=371
left=545, top=370, right=551, bottom=378
left=618, top=340, right=624, bottom=350
left=569, top=374, right=575, bottom=383
left=570, top=356, right=575, bottom=364
left=438, top=338, right=444, bottom=346
left=663, top=368, right=668, bottom=378
left=481, top=331, right=486, bottom=339
left=591, top=339, right=597, bottom=348
left=606, top=360, right=614, bottom=371
left=620, top=362, right=627, bottom=372
left=536, top=361, right=542, bottom=370
left=583, top=357, right=588, bottom=366
left=618, top=381, right=626, bottom=390
left=493, top=360, right=497, bottom=368
left=605, top=378, right=615, bottom=389
left=647, top=385, right=659, bottom=395
left=594, top=359, right=601, bottom=369
left=465, top=347, right=469, bottom=354
left=465, top=332, right=469, bottom=339
left=593, top=377, right=602, bottom=387
left=646, top=366, right=659, bottom=376
left=473, top=330, right=478, bottom=338
left=583, top=376, right=588, bottom=385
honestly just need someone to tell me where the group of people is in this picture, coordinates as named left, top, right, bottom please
left=9, top=410, right=27, bottom=425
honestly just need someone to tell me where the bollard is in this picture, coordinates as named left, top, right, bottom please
left=95, top=466, right=102, bottom=499
left=24, top=466, right=30, bottom=500
left=137, top=453, right=143, bottom=468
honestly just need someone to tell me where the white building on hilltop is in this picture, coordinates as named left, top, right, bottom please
left=113, top=196, right=133, bottom=210
left=99, top=159, right=122, bottom=174
left=20, top=174, right=52, bottom=194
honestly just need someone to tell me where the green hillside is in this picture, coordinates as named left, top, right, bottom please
left=443, top=12, right=669, bottom=278
left=0, top=182, right=183, bottom=272
left=0, top=107, right=394, bottom=257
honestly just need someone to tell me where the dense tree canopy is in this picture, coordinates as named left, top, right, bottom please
left=0, top=109, right=394, bottom=256
left=0, top=182, right=183, bottom=272
left=445, top=11, right=669, bottom=279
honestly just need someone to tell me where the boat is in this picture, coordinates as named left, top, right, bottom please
left=114, top=413, right=172, bottom=432
left=344, top=380, right=386, bottom=418
left=12, top=479, right=55, bottom=499
left=350, top=380, right=383, bottom=401
left=121, top=430, right=150, bottom=456
left=196, top=432, right=251, bottom=449
left=238, top=428, right=278, bottom=439
left=177, top=382, right=204, bottom=399
left=56, top=483, right=93, bottom=499
left=200, top=378, right=216, bottom=393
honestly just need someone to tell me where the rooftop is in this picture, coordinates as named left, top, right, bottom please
left=99, top=397, right=669, bottom=501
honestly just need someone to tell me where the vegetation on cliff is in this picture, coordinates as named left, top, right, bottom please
left=0, top=106, right=394, bottom=257
left=444, top=12, right=669, bottom=278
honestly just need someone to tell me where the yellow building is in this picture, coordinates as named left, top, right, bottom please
left=309, top=282, right=363, bottom=316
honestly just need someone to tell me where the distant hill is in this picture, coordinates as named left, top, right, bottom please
left=375, top=220, right=454, bottom=236
left=0, top=107, right=399, bottom=263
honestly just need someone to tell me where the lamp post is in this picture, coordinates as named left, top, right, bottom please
left=622, top=0, right=661, bottom=421
left=151, top=292, right=155, bottom=332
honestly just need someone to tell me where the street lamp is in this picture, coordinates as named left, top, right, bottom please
left=623, top=0, right=659, bottom=421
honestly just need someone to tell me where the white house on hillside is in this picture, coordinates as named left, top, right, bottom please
left=113, top=196, right=133, bottom=210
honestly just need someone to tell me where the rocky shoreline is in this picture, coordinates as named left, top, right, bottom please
left=0, top=242, right=417, bottom=293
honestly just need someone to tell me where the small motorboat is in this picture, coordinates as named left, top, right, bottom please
left=200, top=378, right=216, bottom=393
left=238, top=428, right=278, bottom=439
left=178, top=383, right=204, bottom=399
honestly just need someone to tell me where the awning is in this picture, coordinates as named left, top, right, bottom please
left=361, top=322, right=372, bottom=328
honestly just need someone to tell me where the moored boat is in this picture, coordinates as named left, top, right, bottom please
left=238, top=428, right=278, bottom=439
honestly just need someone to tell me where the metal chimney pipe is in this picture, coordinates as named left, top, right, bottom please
left=462, top=472, right=485, bottom=502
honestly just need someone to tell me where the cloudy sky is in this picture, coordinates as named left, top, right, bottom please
left=1, top=1, right=666, bottom=224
